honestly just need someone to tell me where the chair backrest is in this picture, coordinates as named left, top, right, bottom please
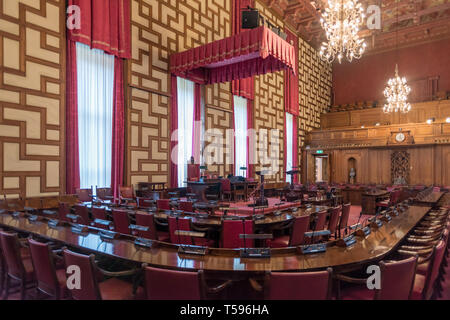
left=327, top=206, right=341, bottom=234
left=315, top=210, right=328, bottom=231
left=120, top=186, right=134, bottom=199
left=288, top=215, right=310, bottom=246
left=76, top=188, right=92, bottom=202
left=0, top=231, right=27, bottom=279
left=221, top=219, right=254, bottom=248
left=136, top=197, right=153, bottom=208
left=168, top=216, right=193, bottom=245
left=144, top=265, right=201, bottom=300
left=73, top=204, right=90, bottom=225
left=157, top=199, right=170, bottom=211
left=376, top=256, right=418, bottom=300
left=112, top=209, right=131, bottom=235
left=267, top=268, right=332, bottom=300
left=135, top=212, right=158, bottom=240
left=390, top=190, right=401, bottom=204
left=96, top=187, right=112, bottom=200
left=28, top=239, right=60, bottom=297
left=423, top=240, right=447, bottom=299
left=339, top=203, right=351, bottom=230
left=221, top=179, right=231, bottom=192
left=58, top=202, right=71, bottom=222
left=179, top=201, right=193, bottom=212
left=63, top=249, right=101, bottom=300
left=91, top=206, right=107, bottom=220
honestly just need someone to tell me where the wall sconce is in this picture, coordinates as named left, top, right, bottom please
left=446, top=117, right=450, bottom=123
left=375, top=122, right=380, bottom=126
left=426, top=118, right=435, bottom=124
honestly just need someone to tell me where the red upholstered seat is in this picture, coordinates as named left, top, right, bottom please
left=376, top=190, right=401, bottom=208
left=76, top=188, right=93, bottom=202
left=28, top=239, right=67, bottom=299
left=157, top=199, right=170, bottom=211
left=221, top=219, right=254, bottom=248
left=63, top=249, right=141, bottom=300
left=58, top=202, right=71, bottom=222
left=179, top=201, right=194, bottom=212
left=269, top=215, right=309, bottom=248
left=314, top=210, right=328, bottom=231
left=340, top=256, right=418, bottom=300
left=112, top=209, right=131, bottom=235
left=135, top=211, right=169, bottom=242
left=0, top=231, right=36, bottom=299
left=267, top=268, right=332, bottom=300
left=73, top=204, right=90, bottom=225
left=338, top=203, right=351, bottom=236
left=136, top=197, right=153, bottom=208
left=327, top=206, right=341, bottom=236
left=411, top=240, right=447, bottom=300
left=144, top=265, right=202, bottom=300
left=221, top=179, right=232, bottom=201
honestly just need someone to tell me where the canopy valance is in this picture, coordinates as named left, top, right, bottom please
left=170, top=26, right=296, bottom=84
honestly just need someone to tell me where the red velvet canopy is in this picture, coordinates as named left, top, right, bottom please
left=170, top=26, right=296, bottom=84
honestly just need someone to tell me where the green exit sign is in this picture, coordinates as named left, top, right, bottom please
left=316, top=150, right=324, bottom=154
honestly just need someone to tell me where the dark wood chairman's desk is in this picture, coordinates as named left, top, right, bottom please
left=0, top=205, right=430, bottom=274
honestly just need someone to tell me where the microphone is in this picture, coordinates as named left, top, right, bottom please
left=241, top=218, right=247, bottom=253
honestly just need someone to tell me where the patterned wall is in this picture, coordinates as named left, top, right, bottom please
left=298, top=37, right=332, bottom=149
left=127, top=0, right=232, bottom=187
left=252, top=1, right=285, bottom=182
left=0, top=0, right=65, bottom=198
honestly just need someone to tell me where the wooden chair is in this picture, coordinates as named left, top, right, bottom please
left=221, top=219, right=254, bottom=249
left=327, top=206, right=342, bottom=239
left=111, top=209, right=131, bottom=235
left=142, top=265, right=231, bottom=300
left=119, top=186, right=136, bottom=206
left=28, top=239, right=67, bottom=300
left=336, top=256, right=418, bottom=300
left=76, top=187, right=93, bottom=203
left=338, top=203, right=351, bottom=237
left=63, top=249, right=143, bottom=300
left=268, top=215, right=310, bottom=248
left=0, top=232, right=35, bottom=300
left=221, top=179, right=232, bottom=201
left=264, top=268, right=333, bottom=300
left=95, top=187, right=112, bottom=201
left=135, top=211, right=169, bottom=242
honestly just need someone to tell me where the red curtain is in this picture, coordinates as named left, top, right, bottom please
left=192, top=83, right=201, bottom=178
left=111, top=58, right=125, bottom=200
left=293, top=116, right=299, bottom=183
left=170, top=76, right=178, bottom=188
left=232, top=0, right=254, bottom=100
left=246, top=99, right=254, bottom=178
left=284, top=28, right=299, bottom=116
left=66, top=40, right=80, bottom=194
left=68, top=0, right=131, bottom=59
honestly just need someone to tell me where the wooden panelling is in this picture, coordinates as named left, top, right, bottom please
left=0, top=0, right=65, bottom=198
left=322, top=100, right=450, bottom=129
left=306, top=145, right=450, bottom=186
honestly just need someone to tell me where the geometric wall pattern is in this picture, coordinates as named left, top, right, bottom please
left=127, top=0, right=232, bottom=187
left=298, top=37, right=332, bottom=149
left=253, top=1, right=285, bottom=183
left=0, top=0, right=64, bottom=198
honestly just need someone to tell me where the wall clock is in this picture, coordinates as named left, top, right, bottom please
left=387, top=130, right=414, bottom=145
left=395, top=132, right=406, bottom=143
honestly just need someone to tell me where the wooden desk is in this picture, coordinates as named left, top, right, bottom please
left=361, top=190, right=389, bottom=215
left=0, top=206, right=430, bottom=274
left=186, top=180, right=221, bottom=202
left=303, top=197, right=333, bottom=207
left=413, top=192, right=446, bottom=207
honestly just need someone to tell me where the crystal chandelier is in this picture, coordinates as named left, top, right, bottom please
left=383, top=64, right=411, bottom=113
left=319, top=0, right=367, bottom=63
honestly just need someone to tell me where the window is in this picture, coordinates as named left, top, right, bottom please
left=285, top=113, right=294, bottom=182
left=234, top=96, right=248, bottom=177
left=76, top=43, right=114, bottom=189
left=177, top=77, right=195, bottom=187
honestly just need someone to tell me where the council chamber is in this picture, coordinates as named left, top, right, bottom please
left=0, top=0, right=449, bottom=302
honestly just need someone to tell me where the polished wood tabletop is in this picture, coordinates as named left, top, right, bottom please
left=0, top=205, right=430, bottom=273
left=413, top=192, right=446, bottom=206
